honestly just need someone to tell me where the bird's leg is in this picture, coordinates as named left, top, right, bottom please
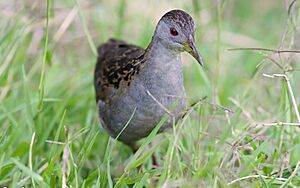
left=126, top=142, right=159, bottom=168
left=126, top=142, right=139, bottom=153
left=149, top=142, right=159, bottom=167
left=151, top=152, right=158, bottom=167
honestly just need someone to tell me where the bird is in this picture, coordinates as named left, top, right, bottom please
left=94, top=9, right=204, bottom=150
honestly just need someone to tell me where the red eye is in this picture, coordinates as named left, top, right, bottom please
left=170, top=27, right=178, bottom=36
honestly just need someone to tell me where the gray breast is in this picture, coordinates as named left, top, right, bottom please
left=98, top=42, right=187, bottom=143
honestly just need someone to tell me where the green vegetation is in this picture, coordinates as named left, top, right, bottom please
left=1, top=0, right=300, bottom=187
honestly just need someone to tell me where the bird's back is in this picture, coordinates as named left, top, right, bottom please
left=94, top=39, right=145, bottom=102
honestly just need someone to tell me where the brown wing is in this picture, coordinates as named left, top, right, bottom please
left=94, top=39, right=145, bottom=102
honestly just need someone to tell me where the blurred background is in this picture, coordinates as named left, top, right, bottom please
left=1, top=0, right=300, bottom=187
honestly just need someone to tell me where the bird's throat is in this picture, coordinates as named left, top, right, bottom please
left=145, top=38, right=182, bottom=73
left=140, top=38, right=184, bottom=96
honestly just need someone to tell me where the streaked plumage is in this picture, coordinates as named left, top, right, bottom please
left=94, top=39, right=146, bottom=101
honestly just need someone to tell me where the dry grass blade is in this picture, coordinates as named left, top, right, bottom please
left=229, top=97, right=254, bottom=123
left=147, top=90, right=174, bottom=116
left=54, top=7, right=78, bottom=43
left=164, top=94, right=234, bottom=113
left=29, top=132, right=36, bottom=188
left=263, top=73, right=300, bottom=124
left=0, top=41, right=18, bottom=78
left=228, top=47, right=300, bottom=54
left=279, top=161, right=300, bottom=188
left=227, top=175, right=289, bottom=186
left=62, top=127, right=71, bottom=188
left=253, top=122, right=300, bottom=128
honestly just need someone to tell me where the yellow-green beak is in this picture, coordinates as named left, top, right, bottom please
left=183, top=40, right=204, bottom=66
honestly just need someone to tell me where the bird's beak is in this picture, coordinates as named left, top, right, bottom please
left=183, top=40, right=204, bottom=66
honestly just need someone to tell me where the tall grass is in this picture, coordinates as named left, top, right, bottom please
left=1, top=0, right=300, bottom=187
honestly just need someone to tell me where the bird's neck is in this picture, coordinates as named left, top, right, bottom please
left=138, top=37, right=184, bottom=94
left=144, top=37, right=181, bottom=70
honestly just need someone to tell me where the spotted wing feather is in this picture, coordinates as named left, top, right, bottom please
left=94, top=39, right=145, bottom=102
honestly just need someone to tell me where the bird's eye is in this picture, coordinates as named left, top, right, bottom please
left=170, top=27, right=178, bottom=36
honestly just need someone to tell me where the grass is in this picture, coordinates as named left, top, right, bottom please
left=1, top=0, right=300, bottom=187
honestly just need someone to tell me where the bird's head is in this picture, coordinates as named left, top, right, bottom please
left=154, top=9, right=204, bottom=66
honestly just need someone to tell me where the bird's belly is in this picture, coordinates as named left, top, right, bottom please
left=99, top=80, right=186, bottom=143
